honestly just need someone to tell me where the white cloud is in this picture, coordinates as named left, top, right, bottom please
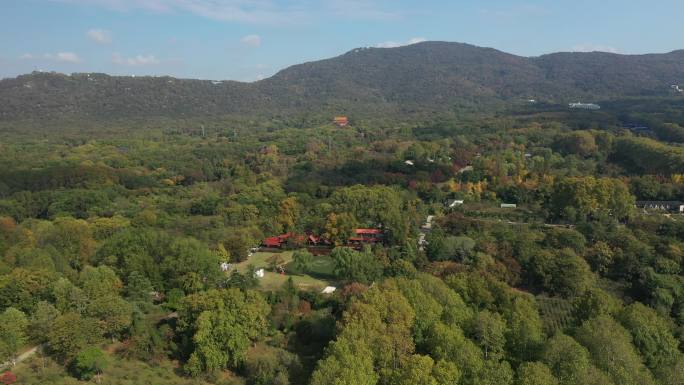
left=112, top=53, right=160, bottom=66
left=375, top=37, right=427, bottom=48
left=571, top=44, right=620, bottom=54
left=240, top=34, right=262, bottom=47
left=52, top=0, right=401, bottom=24
left=19, top=53, right=35, bottom=59
left=87, top=28, right=112, bottom=44
left=42, top=52, right=82, bottom=62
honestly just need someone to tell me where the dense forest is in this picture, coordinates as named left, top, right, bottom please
left=0, top=88, right=683, bottom=385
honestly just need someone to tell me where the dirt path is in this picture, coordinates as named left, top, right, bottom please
left=0, top=344, right=43, bottom=371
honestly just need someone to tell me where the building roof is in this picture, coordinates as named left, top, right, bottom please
left=321, top=286, right=336, bottom=294
left=263, top=237, right=282, bottom=247
left=355, top=228, right=383, bottom=235
left=636, top=201, right=682, bottom=206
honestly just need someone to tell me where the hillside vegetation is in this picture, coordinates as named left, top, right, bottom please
left=2, top=42, right=684, bottom=121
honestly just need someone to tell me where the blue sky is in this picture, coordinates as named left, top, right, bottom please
left=1, top=0, right=683, bottom=81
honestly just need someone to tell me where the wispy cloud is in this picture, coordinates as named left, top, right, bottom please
left=112, top=53, right=160, bottom=65
left=375, top=37, right=427, bottom=48
left=51, top=0, right=402, bottom=24
left=19, top=53, right=35, bottom=59
left=240, top=34, right=262, bottom=47
left=479, top=3, right=548, bottom=19
left=87, top=28, right=112, bottom=44
left=40, top=52, right=82, bottom=62
left=571, top=44, right=620, bottom=54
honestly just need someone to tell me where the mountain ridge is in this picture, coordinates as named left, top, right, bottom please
left=2, top=41, right=683, bottom=121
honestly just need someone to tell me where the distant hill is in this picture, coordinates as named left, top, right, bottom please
left=1, top=42, right=684, bottom=121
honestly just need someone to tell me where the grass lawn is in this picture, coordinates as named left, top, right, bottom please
left=233, top=251, right=335, bottom=292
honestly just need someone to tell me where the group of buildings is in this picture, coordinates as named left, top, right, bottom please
left=262, top=228, right=385, bottom=249
left=636, top=201, right=684, bottom=213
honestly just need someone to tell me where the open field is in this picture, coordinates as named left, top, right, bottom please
left=234, top=251, right=335, bottom=291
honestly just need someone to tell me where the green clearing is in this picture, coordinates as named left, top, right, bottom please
left=537, top=295, right=575, bottom=335
left=233, top=251, right=335, bottom=292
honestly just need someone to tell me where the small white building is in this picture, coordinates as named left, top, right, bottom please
left=501, top=203, right=517, bottom=209
left=446, top=199, right=464, bottom=209
left=569, top=102, right=601, bottom=110
left=254, top=268, right=265, bottom=278
left=421, top=215, right=435, bottom=231
left=404, top=160, right=415, bottom=166
left=220, top=262, right=231, bottom=272
left=321, top=286, right=337, bottom=294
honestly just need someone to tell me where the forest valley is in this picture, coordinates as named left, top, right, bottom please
left=0, top=98, right=684, bottom=385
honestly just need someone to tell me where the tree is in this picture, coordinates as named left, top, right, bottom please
left=549, top=177, right=634, bottom=222
left=178, top=289, right=270, bottom=375
left=309, top=336, right=378, bottom=385
left=71, top=347, right=108, bottom=381
left=42, top=217, right=96, bottom=271
left=28, top=301, right=60, bottom=343
left=574, top=316, right=655, bottom=385
left=324, top=212, right=357, bottom=246
left=617, top=303, right=680, bottom=371
left=245, top=346, right=302, bottom=385
left=277, top=196, right=300, bottom=233
left=506, top=296, right=544, bottom=363
left=0, top=308, right=28, bottom=363
left=425, top=322, right=484, bottom=384
left=125, top=271, right=154, bottom=302
left=542, top=333, right=590, bottom=385
left=470, top=310, right=507, bottom=360
left=478, top=360, right=514, bottom=385
left=47, top=312, right=102, bottom=362
left=391, top=354, right=438, bottom=385
left=331, top=246, right=382, bottom=284
left=0, top=371, right=17, bottom=385
left=292, top=249, right=314, bottom=274
left=0, top=268, right=56, bottom=313
left=431, top=360, right=460, bottom=385
left=515, top=362, right=558, bottom=385
left=52, top=277, right=88, bottom=314
left=86, top=295, right=132, bottom=340
left=162, top=237, right=222, bottom=289
left=555, top=131, right=597, bottom=158
left=572, top=287, right=620, bottom=324
left=585, top=241, right=614, bottom=274
left=79, top=265, right=123, bottom=299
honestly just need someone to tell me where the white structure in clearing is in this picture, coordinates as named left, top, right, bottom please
left=569, top=102, right=601, bottom=110
left=321, top=286, right=337, bottom=294
left=254, top=268, right=265, bottom=278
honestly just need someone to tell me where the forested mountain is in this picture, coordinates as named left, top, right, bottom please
left=1, top=42, right=684, bottom=121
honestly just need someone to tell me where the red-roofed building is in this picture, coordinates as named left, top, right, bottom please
left=348, top=228, right=385, bottom=248
left=262, top=233, right=308, bottom=249
left=333, top=116, right=349, bottom=127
